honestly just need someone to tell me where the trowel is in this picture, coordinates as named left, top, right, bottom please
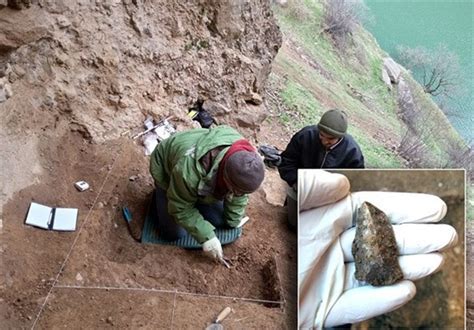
left=205, top=307, right=232, bottom=330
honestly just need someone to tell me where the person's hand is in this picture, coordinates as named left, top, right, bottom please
left=202, top=236, right=224, bottom=260
left=237, top=216, right=250, bottom=228
left=298, top=170, right=458, bottom=329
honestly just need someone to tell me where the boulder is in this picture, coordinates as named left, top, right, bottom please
left=381, top=67, right=392, bottom=90
left=235, top=104, right=267, bottom=129
left=383, top=57, right=402, bottom=84
left=202, top=100, right=231, bottom=116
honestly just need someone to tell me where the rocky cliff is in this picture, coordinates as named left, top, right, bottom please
left=0, top=0, right=281, bottom=141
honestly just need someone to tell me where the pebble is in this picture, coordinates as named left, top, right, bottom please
left=57, top=16, right=71, bottom=28
left=96, top=202, right=104, bottom=209
left=129, top=175, right=138, bottom=181
left=75, top=273, right=83, bottom=281
left=4, top=84, right=12, bottom=98
left=106, top=316, right=113, bottom=324
left=0, top=89, right=6, bottom=103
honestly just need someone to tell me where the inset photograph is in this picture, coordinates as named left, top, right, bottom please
left=298, top=169, right=464, bottom=328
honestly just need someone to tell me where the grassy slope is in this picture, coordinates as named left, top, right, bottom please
left=269, top=1, right=466, bottom=169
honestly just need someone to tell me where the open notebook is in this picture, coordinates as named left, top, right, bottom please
left=25, top=202, right=78, bottom=231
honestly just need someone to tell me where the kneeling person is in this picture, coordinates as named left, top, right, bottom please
left=150, top=125, right=265, bottom=261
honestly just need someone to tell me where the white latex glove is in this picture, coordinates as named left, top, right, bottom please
left=237, top=216, right=250, bottom=228
left=202, top=236, right=223, bottom=260
left=298, top=170, right=458, bottom=329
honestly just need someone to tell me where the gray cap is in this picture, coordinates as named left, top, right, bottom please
left=224, top=151, right=265, bottom=194
left=317, top=109, right=348, bottom=138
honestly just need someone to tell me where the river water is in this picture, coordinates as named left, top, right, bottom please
left=365, top=0, right=473, bottom=144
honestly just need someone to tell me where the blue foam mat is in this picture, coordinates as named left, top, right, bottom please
left=139, top=194, right=242, bottom=248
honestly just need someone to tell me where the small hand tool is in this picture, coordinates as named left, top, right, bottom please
left=205, top=307, right=232, bottom=330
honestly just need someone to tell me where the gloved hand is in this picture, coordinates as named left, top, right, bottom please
left=237, top=216, right=250, bottom=228
left=299, top=170, right=458, bottom=329
left=202, top=236, right=223, bottom=261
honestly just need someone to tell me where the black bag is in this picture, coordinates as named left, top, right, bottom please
left=188, top=100, right=215, bottom=129
left=258, top=145, right=282, bottom=168
left=193, top=110, right=214, bottom=128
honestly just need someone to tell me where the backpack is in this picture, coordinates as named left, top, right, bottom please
left=258, top=145, right=282, bottom=168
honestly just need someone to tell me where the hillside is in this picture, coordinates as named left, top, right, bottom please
left=267, top=1, right=469, bottom=170
left=267, top=1, right=468, bottom=328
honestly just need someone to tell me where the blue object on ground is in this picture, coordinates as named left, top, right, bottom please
left=135, top=192, right=242, bottom=248
left=122, top=207, right=132, bottom=223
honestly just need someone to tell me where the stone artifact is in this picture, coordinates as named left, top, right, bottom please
left=352, top=201, right=403, bottom=286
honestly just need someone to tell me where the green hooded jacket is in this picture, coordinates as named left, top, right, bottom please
left=149, top=125, right=248, bottom=243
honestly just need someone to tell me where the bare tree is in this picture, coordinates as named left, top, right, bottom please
left=444, top=139, right=474, bottom=179
left=396, top=104, right=447, bottom=168
left=397, top=128, right=429, bottom=168
left=397, top=44, right=464, bottom=99
left=322, top=0, right=369, bottom=49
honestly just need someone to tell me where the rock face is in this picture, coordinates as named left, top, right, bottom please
left=0, top=1, right=282, bottom=141
left=383, top=57, right=402, bottom=84
left=397, top=77, right=417, bottom=125
left=352, top=201, right=403, bottom=286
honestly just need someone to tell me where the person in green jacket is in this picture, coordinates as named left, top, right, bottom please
left=149, top=125, right=265, bottom=261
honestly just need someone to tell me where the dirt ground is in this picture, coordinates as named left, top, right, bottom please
left=335, top=170, right=465, bottom=329
left=0, top=120, right=297, bottom=329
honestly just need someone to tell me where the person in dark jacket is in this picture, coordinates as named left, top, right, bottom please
left=278, top=109, right=364, bottom=229
left=279, top=109, right=364, bottom=187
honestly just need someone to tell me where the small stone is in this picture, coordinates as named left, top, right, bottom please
left=202, top=100, right=231, bottom=116
left=56, top=16, right=71, bottom=28
left=75, top=273, right=83, bottom=281
left=454, top=246, right=461, bottom=255
left=352, top=202, right=403, bottom=286
left=108, top=95, right=120, bottom=105
left=106, top=316, right=113, bottom=324
left=110, top=196, right=119, bottom=206
left=245, top=92, right=263, bottom=105
left=129, top=175, right=138, bottom=181
left=4, top=83, right=12, bottom=99
left=96, top=202, right=104, bottom=209
left=0, top=88, right=6, bottom=103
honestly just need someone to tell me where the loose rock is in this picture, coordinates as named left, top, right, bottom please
left=352, top=201, right=403, bottom=286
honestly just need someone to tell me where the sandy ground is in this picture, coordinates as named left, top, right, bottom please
left=0, top=122, right=297, bottom=329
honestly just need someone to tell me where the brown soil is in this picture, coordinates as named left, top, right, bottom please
left=1, top=125, right=296, bottom=329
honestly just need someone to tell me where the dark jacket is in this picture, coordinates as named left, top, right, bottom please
left=278, top=125, right=365, bottom=186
